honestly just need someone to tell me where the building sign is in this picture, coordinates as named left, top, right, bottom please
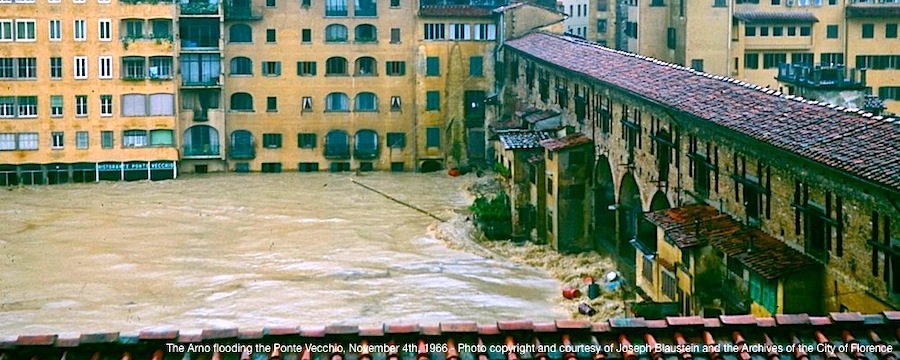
left=97, top=161, right=175, bottom=171
left=150, top=161, right=175, bottom=170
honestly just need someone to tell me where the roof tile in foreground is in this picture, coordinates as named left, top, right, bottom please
left=504, top=32, right=900, bottom=191
left=2, top=314, right=900, bottom=360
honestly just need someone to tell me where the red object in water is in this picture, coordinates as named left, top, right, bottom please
left=583, top=276, right=595, bottom=285
left=448, top=168, right=460, bottom=177
left=562, top=288, right=582, bottom=299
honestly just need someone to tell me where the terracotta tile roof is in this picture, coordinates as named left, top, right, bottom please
left=497, top=129, right=555, bottom=150
left=644, top=205, right=819, bottom=279
left=540, top=133, right=591, bottom=151
left=733, top=11, right=818, bottom=23
left=4, top=314, right=900, bottom=359
left=418, top=5, right=494, bottom=17
left=847, top=3, right=900, bottom=18
left=505, top=33, right=900, bottom=192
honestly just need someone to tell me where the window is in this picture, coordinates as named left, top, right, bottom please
left=759, top=26, right=769, bottom=36
left=325, top=0, right=348, bottom=16
left=230, top=57, right=252, bottom=75
left=266, top=29, right=276, bottom=43
left=791, top=52, right=814, bottom=65
left=267, top=96, right=277, bottom=112
left=826, top=24, right=838, bottom=38
left=51, top=132, right=64, bottom=149
left=449, top=23, right=470, bottom=40
left=100, top=94, right=112, bottom=116
left=302, top=0, right=311, bottom=7
left=123, top=56, right=145, bottom=80
left=73, top=19, right=86, bottom=41
left=230, top=92, right=254, bottom=111
left=49, top=19, right=61, bottom=41
left=426, top=56, right=439, bottom=76
left=229, top=24, right=252, bottom=43
left=99, top=56, right=112, bottom=79
left=75, top=95, right=88, bottom=116
left=19, top=96, right=36, bottom=117
left=0, top=97, right=13, bottom=117
left=474, top=23, right=495, bottom=40
left=121, top=94, right=147, bottom=116
left=390, top=28, right=400, bottom=43
left=302, top=96, right=313, bottom=111
left=878, top=87, right=900, bottom=101
left=325, top=57, right=347, bottom=75
left=152, top=19, right=170, bottom=38
left=325, top=92, right=349, bottom=111
left=263, top=133, right=282, bottom=148
left=262, top=61, right=281, bottom=76
left=662, top=270, right=676, bottom=300
left=149, top=129, right=173, bottom=146
left=50, top=95, right=63, bottom=117
left=390, top=96, right=401, bottom=111
left=15, top=57, right=36, bottom=79
left=385, top=61, right=405, bottom=76
left=354, top=0, right=376, bottom=16
left=713, top=0, right=726, bottom=6
left=667, top=27, right=676, bottom=49
left=821, top=52, right=844, bottom=65
left=763, top=53, right=786, bottom=69
left=149, top=56, right=172, bottom=79
left=325, top=24, right=348, bottom=42
left=425, top=127, right=440, bottom=148
left=390, top=0, right=398, bottom=6
left=355, top=57, right=376, bottom=75
left=16, top=20, right=36, bottom=41
left=426, top=91, right=440, bottom=111
left=597, top=19, right=607, bottom=34
left=469, top=56, right=483, bottom=76
left=74, top=56, right=87, bottom=79
left=772, top=26, right=783, bottom=36
left=771, top=0, right=780, bottom=4
left=355, top=24, right=376, bottom=42
left=101, top=131, right=113, bottom=149
left=50, top=57, right=62, bottom=79
left=302, top=28, right=312, bottom=43
left=355, top=92, right=377, bottom=111
left=76, top=131, right=88, bottom=149
left=298, top=133, right=317, bottom=148
left=99, top=19, right=111, bottom=41
left=16, top=133, right=38, bottom=150
left=147, top=93, right=174, bottom=116
left=386, top=132, right=405, bottom=148
left=862, top=23, right=874, bottom=38
left=787, top=26, right=796, bottom=36
left=800, top=26, right=811, bottom=36
left=0, top=58, right=10, bottom=79
left=424, top=23, right=445, bottom=40
left=0, top=133, right=15, bottom=150
left=297, top=61, right=317, bottom=76
left=123, top=130, right=148, bottom=147
left=266, top=0, right=275, bottom=6
left=691, top=59, right=704, bottom=71
left=886, top=24, right=898, bottom=39
left=0, top=20, right=13, bottom=42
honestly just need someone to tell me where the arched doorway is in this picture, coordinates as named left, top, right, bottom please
left=637, top=190, right=672, bottom=255
left=593, top=155, right=616, bottom=254
left=420, top=160, right=442, bottom=173
left=617, top=172, right=642, bottom=285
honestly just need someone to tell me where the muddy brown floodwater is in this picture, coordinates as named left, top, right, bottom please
left=0, top=172, right=569, bottom=336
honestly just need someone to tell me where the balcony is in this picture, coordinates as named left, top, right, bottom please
left=180, top=0, right=220, bottom=15
left=847, top=0, right=900, bottom=18
left=183, top=144, right=221, bottom=158
left=225, top=5, right=262, bottom=20
left=776, top=63, right=867, bottom=89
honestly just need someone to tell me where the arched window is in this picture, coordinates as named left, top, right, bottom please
left=183, top=125, right=219, bottom=155
left=355, top=92, right=377, bottom=111
left=230, top=92, right=254, bottom=111
left=229, top=129, right=255, bottom=159
left=355, top=56, right=376, bottom=75
left=325, top=24, right=348, bottom=42
left=355, top=24, right=376, bottom=42
left=230, top=57, right=252, bottom=75
left=324, top=130, right=350, bottom=159
left=325, top=93, right=349, bottom=111
left=229, top=24, right=252, bottom=43
left=354, top=129, right=379, bottom=160
left=325, top=57, right=348, bottom=75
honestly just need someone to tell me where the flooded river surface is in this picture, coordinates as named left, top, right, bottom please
left=0, top=173, right=566, bottom=336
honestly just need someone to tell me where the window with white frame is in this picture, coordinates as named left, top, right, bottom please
left=74, top=56, right=87, bottom=79
left=123, top=56, right=145, bottom=79
left=99, top=56, right=112, bottom=79
left=17, top=57, right=36, bottom=79
left=0, top=58, right=11, bottom=78
left=50, top=57, right=62, bottom=79
left=76, top=131, right=88, bottom=149
left=15, top=20, right=36, bottom=41
left=149, top=56, right=172, bottom=79
left=0, top=97, right=14, bottom=117
left=0, top=133, right=15, bottom=150
left=123, top=130, right=147, bottom=147
left=99, top=19, right=111, bottom=41
left=100, top=95, right=112, bottom=116
left=50, top=95, right=62, bottom=117
left=75, top=95, right=87, bottom=116
left=17, top=96, right=37, bottom=117
left=474, top=23, right=496, bottom=40
left=48, top=0, right=60, bottom=3
left=0, top=20, right=12, bottom=41
left=449, top=23, right=470, bottom=40
left=74, top=0, right=85, bottom=4
left=18, top=132, right=38, bottom=150
left=49, top=19, right=61, bottom=41
left=51, top=131, right=64, bottom=149
left=74, top=19, right=85, bottom=41
left=424, top=23, right=445, bottom=40
left=302, top=96, right=313, bottom=111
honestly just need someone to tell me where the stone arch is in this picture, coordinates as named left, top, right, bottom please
left=617, top=171, right=642, bottom=284
left=420, top=160, right=442, bottom=173
left=593, top=155, right=616, bottom=253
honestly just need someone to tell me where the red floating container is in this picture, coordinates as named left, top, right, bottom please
left=562, top=288, right=582, bottom=299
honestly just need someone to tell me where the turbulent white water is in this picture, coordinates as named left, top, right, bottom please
left=0, top=172, right=566, bottom=336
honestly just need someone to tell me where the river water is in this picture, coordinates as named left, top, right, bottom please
left=0, top=173, right=567, bottom=336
